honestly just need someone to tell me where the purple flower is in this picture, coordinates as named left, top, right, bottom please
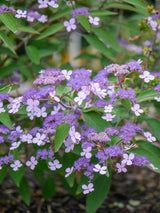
left=116, top=163, right=127, bottom=173
left=71, top=8, right=89, bottom=18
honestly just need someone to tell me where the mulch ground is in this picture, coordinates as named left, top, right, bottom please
left=0, top=166, right=160, bottom=213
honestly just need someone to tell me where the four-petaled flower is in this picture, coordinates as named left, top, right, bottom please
left=10, top=160, right=22, bottom=171
left=93, top=164, right=107, bottom=175
left=139, top=71, right=155, bottom=83
left=144, top=132, right=156, bottom=143
left=131, top=104, right=143, bottom=116
left=64, top=18, right=76, bottom=32
left=48, top=160, right=62, bottom=171
left=82, top=183, right=94, bottom=194
left=26, top=156, right=38, bottom=170
left=65, top=167, right=74, bottom=177
left=116, top=163, right=127, bottom=173
left=122, top=153, right=135, bottom=166
left=80, top=147, right=92, bottom=159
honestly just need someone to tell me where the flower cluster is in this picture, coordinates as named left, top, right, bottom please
left=0, top=56, right=159, bottom=195
left=64, top=8, right=100, bottom=32
left=0, top=4, right=16, bottom=14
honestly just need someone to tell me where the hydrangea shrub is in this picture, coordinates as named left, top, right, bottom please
left=0, top=0, right=160, bottom=212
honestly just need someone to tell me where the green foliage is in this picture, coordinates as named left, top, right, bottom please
left=82, top=111, right=110, bottom=133
left=42, top=175, right=56, bottom=200
left=18, top=177, right=31, bottom=205
left=55, top=123, right=70, bottom=152
left=0, top=12, right=17, bottom=33
left=9, top=165, right=25, bottom=187
left=0, top=112, right=12, bottom=129
left=0, top=31, right=15, bottom=54
left=87, top=170, right=112, bottom=213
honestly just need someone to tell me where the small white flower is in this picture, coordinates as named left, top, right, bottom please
left=104, top=105, right=113, bottom=113
left=82, top=183, right=94, bottom=194
left=131, top=104, right=143, bottom=116
left=154, top=97, right=160, bottom=102
left=88, top=16, right=100, bottom=25
left=65, top=167, right=74, bottom=177
left=80, top=147, right=92, bottom=159
left=64, top=18, right=76, bottom=32
left=144, top=132, right=156, bottom=143
left=116, top=163, right=127, bottom=173
left=10, top=160, right=23, bottom=171
left=139, top=71, right=155, bottom=83
left=10, top=142, right=21, bottom=150
left=61, top=70, right=72, bottom=80
left=93, top=164, right=107, bottom=175
left=26, top=156, right=38, bottom=170
left=122, top=153, right=135, bottom=166
left=102, top=113, right=115, bottom=121
left=48, top=159, right=62, bottom=171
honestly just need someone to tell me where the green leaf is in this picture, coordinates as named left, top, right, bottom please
left=131, top=141, right=160, bottom=173
left=26, top=45, right=40, bottom=65
left=77, top=15, right=90, bottom=32
left=18, top=25, right=39, bottom=34
left=55, top=123, right=70, bottom=152
left=18, top=177, right=30, bottom=205
left=37, top=22, right=64, bottom=40
left=90, top=10, right=117, bottom=16
left=0, top=31, right=15, bottom=54
left=0, top=12, right=17, bottom=33
left=42, top=175, right=56, bottom=200
left=50, top=7, right=71, bottom=21
left=146, top=119, right=160, bottom=140
left=10, top=165, right=25, bottom=187
left=81, top=111, right=110, bottom=133
left=105, top=2, right=146, bottom=14
left=87, top=170, right=112, bottom=213
left=0, top=64, right=20, bottom=77
left=123, top=0, right=146, bottom=9
left=137, top=90, right=159, bottom=103
left=92, top=28, right=121, bottom=52
left=121, top=98, right=132, bottom=110
left=0, top=165, right=7, bottom=184
left=0, top=46, right=17, bottom=58
left=83, top=34, right=114, bottom=60
left=0, top=112, right=12, bottom=129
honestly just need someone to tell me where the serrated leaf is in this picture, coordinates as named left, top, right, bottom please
left=87, top=170, right=112, bottom=213
left=18, top=25, right=39, bottom=34
left=146, top=118, right=160, bottom=140
left=0, top=112, right=12, bottom=129
left=83, top=34, right=114, bottom=60
left=37, top=22, right=64, bottom=40
left=26, top=45, right=40, bottom=65
left=81, top=111, right=110, bottom=133
left=0, top=31, right=15, bottom=54
left=92, top=28, right=121, bottom=52
left=18, top=177, right=30, bottom=205
left=0, top=12, right=17, bottom=33
left=42, top=175, right=56, bottom=200
left=10, top=165, right=25, bottom=187
left=0, top=165, right=7, bottom=184
left=77, top=15, right=90, bottom=32
left=55, top=123, right=70, bottom=152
